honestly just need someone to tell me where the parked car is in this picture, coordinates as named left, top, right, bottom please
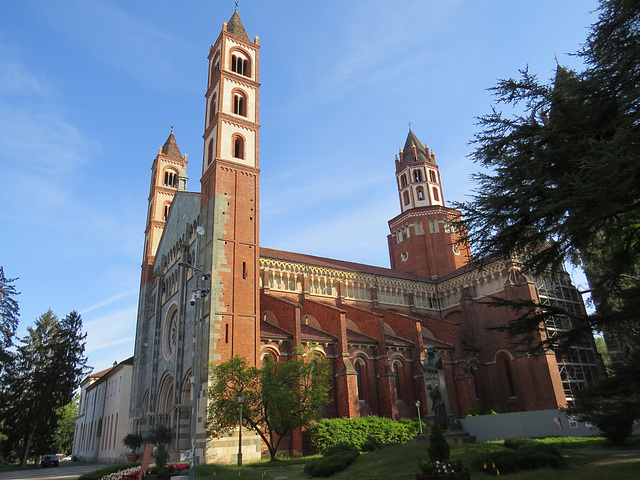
left=41, top=455, right=59, bottom=467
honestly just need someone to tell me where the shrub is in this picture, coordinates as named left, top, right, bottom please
left=304, top=450, right=359, bottom=477
left=307, top=416, right=416, bottom=453
left=323, top=443, right=359, bottom=457
left=503, top=437, right=537, bottom=450
left=427, top=424, right=450, bottom=463
left=475, top=442, right=566, bottom=474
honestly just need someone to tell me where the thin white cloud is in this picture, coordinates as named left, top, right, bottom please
left=86, top=335, right=135, bottom=354
left=80, top=289, right=138, bottom=315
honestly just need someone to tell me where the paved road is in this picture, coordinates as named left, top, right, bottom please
left=0, top=462, right=105, bottom=480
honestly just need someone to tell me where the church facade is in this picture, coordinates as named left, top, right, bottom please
left=129, top=11, right=603, bottom=464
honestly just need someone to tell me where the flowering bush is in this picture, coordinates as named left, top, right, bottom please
left=99, top=466, right=141, bottom=480
left=419, top=458, right=464, bottom=475
left=99, top=463, right=188, bottom=480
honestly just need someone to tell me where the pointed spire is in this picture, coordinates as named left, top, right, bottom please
left=177, top=163, right=189, bottom=192
left=161, top=129, right=182, bottom=158
left=402, top=130, right=431, bottom=164
left=226, top=10, right=250, bottom=41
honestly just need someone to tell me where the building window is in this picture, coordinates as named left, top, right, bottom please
left=503, top=358, right=516, bottom=397
left=432, top=187, right=440, bottom=202
left=400, top=174, right=407, bottom=187
left=233, top=135, right=245, bottom=159
left=207, top=139, right=214, bottom=165
left=355, top=361, right=364, bottom=400
left=163, top=204, right=170, bottom=221
left=393, top=362, right=403, bottom=400
left=209, top=94, right=217, bottom=125
left=403, top=191, right=410, bottom=206
left=233, top=91, right=246, bottom=116
left=429, top=170, right=437, bottom=182
left=413, top=170, right=422, bottom=182
left=231, top=54, right=249, bottom=76
left=417, top=187, right=424, bottom=201
left=164, top=170, right=177, bottom=187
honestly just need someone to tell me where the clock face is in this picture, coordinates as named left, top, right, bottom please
left=452, top=244, right=461, bottom=255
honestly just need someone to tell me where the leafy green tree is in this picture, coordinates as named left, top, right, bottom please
left=52, top=396, right=79, bottom=454
left=0, top=267, right=20, bottom=374
left=206, top=352, right=331, bottom=460
left=3, top=310, right=88, bottom=465
left=457, top=0, right=639, bottom=442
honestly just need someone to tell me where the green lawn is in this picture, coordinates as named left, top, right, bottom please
left=7, top=436, right=639, bottom=480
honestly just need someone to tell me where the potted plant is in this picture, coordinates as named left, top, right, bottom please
left=143, top=425, right=174, bottom=480
left=417, top=424, right=469, bottom=480
left=122, top=433, right=144, bottom=462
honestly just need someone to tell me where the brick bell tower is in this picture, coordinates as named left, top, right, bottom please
left=140, top=130, right=188, bottom=288
left=387, top=129, right=470, bottom=278
left=198, top=11, right=261, bottom=366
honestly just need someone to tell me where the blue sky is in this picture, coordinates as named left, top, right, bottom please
left=1, top=0, right=599, bottom=374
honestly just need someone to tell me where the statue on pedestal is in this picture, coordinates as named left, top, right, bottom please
left=422, top=344, right=450, bottom=431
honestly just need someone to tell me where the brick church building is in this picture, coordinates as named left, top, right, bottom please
left=129, top=10, right=603, bottom=463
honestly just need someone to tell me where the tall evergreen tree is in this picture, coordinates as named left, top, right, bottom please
left=457, top=0, right=639, bottom=441
left=0, top=267, right=20, bottom=375
left=3, top=310, right=88, bottom=465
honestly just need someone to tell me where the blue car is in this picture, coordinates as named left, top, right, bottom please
left=41, top=455, right=59, bottom=467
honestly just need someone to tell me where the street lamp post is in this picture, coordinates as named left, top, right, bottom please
left=237, top=391, right=245, bottom=466
left=416, top=400, right=423, bottom=434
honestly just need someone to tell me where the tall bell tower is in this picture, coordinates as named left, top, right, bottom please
left=140, top=130, right=188, bottom=288
left=387, top=129, right=470, bottom=278
left=199, top=11, right=261, bottom=366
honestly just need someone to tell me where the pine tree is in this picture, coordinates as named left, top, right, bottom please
left=0, top=267, right=20, bottom=374
left=3, top=310, right=89, bottom=464
left=458, top=0, right=639, bottom=442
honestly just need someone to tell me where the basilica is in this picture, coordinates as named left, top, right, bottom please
left=126, top=10, right=603, bottom=464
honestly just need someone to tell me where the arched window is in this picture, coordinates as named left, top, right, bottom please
left=233, top=91, right=246, bottom=116
left=209, top=94, right=217, bottom=125
left=429, top=170, right=437, bottom=183
left=231, top=53, right=250, bottom=76
left=403, top=191, right=410, bottom=206
left=432, top=187, right=440, bottom=202
left=163, top=204, right=170, bottom=221
left=503, top=358, right=516, bottom=397
left=207, top=139, right=214, bottom=165
left=164, top=170, right=177, bottom=187
left=158, top=375, right=174, bottom=414
left=355, top=361, right=364, bottom=400
left=413, top=170, right=422, bottom=182
left=393, top=362, right=403, bottom=400
left=417, top=187, right=424, bottom=201
left=233, top=135, right=245, bottom=159
left=400, top=175, right=407, bottom=187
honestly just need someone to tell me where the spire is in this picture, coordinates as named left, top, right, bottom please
left=402, top=130, right=431, bottom=164
left=161, top=129, right=182, bottom=158
left=226, top=10, right=250, bottom=41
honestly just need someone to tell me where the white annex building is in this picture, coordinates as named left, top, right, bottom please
left=73, top=358, right=133, bottom=463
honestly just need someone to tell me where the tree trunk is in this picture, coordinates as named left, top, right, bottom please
left=20, top=423, right=37, bottom=467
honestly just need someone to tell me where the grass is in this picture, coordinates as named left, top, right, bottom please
left=4, top=437, right=639, bottom=480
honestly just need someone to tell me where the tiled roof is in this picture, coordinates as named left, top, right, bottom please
left=260, top=321, right=291, bottom=339
left=385, top=334, right=414, bottom=348
left=260, top=247, right=432, bottom=283
left=301, top=324, right=336, bottom=342
left=402, top=129, right=432, bottom=164
left=347, top=329, right=377, bottom=345
left=227, top=11, right=250, bottom=41
left=161, top=131, right=182, bottom=158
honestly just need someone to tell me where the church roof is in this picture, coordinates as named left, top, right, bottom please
left=402, top=129, right=431, bottom=164
left=227, top=10, right=250, bottom=41
left=260, top=247, right=434, bottom=283
left=161, top=131, right=182, bottom=158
